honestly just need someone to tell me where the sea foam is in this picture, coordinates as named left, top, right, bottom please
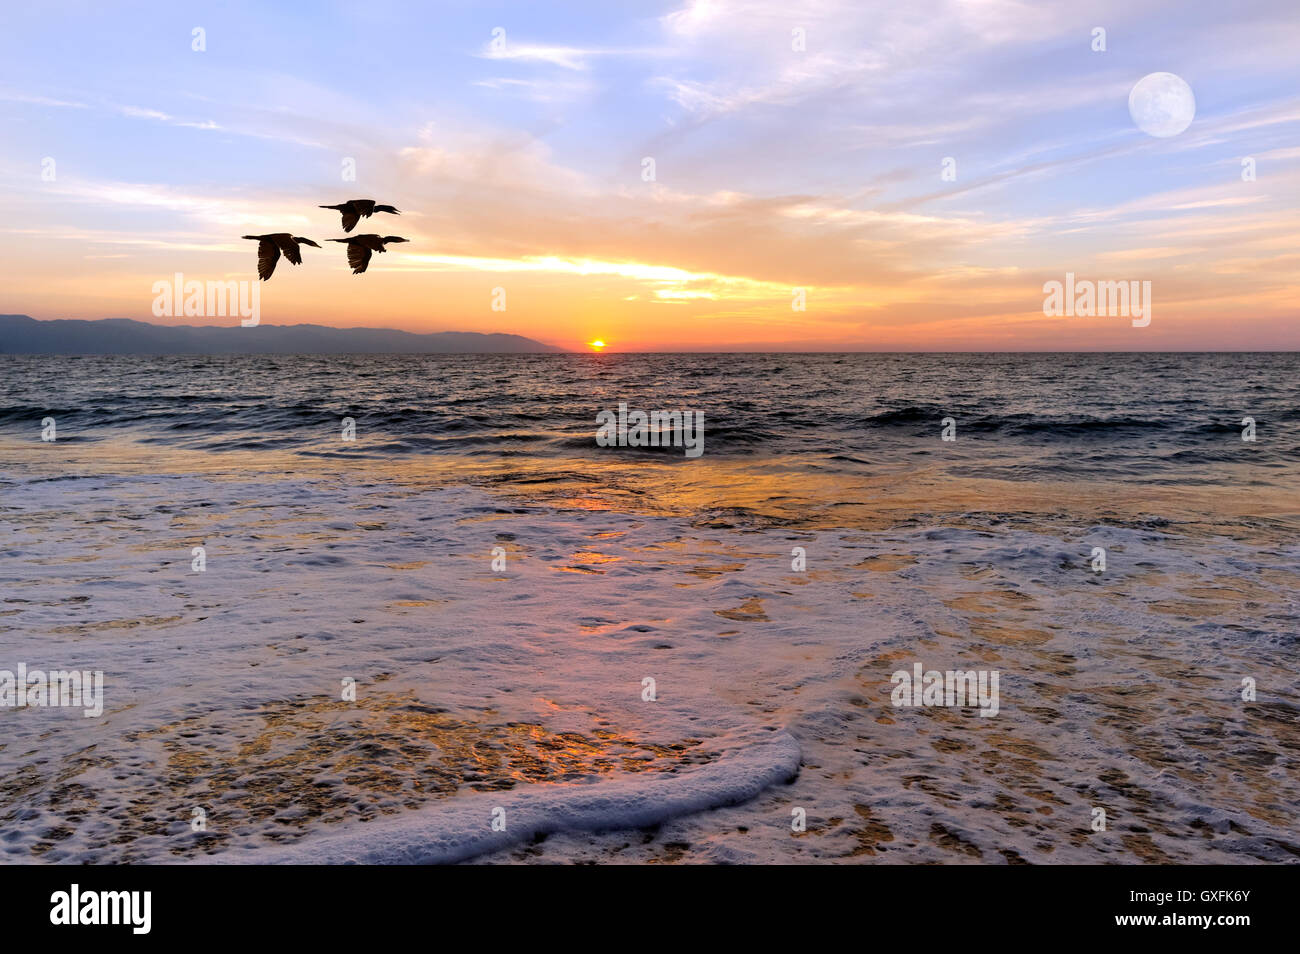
left=207, top=728, right=801, bottom=864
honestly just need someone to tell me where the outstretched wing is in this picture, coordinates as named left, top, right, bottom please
left=256, top=239, right=282, bottom=280
left=276, top=234, right=303, bottom=265
left=340, top=208, right=360, bottom=232
left=353, top=199, right=376, bottom=217
left=346, top=242, right=373, bottom=274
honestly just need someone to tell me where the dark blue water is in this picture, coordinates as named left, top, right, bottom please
left=1, top=353, right=1295, bottom=486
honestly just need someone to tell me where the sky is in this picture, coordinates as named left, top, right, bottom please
left=0, top=0, right=1297, bottom=351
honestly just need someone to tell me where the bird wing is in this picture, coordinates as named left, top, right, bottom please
left=353, top=199, right=376, bottom=217
left=340, top=209, right=360, bottom=232
left=257, top=239, right=282, bottom=280
left=277, top=235, right=304, bottom=265
left=346, top=242, right=373, bottom=274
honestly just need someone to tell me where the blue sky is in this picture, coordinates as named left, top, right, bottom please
left=1, top=0, right=1297, bottom=349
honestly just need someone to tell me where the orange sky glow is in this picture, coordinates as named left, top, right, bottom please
left=1, top=1, right=1297, bottom=351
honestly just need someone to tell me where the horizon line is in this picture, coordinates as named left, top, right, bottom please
left=4, top=314, right=1298, bottom=356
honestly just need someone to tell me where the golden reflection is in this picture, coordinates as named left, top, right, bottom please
left=11, top=434, right=1298, bottom=547
left=8, top=690, right=714, bottom=860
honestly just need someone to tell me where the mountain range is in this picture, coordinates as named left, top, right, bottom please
left=0, top=315, right=566, bottom=354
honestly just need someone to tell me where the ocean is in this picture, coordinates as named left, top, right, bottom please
left=1, top=352, right=1297, bottom=863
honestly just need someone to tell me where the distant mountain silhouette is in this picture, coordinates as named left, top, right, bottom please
left=0, top=315, right=567, bottom=354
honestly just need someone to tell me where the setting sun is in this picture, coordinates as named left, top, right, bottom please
left=588, top=340, right=606, bottom=351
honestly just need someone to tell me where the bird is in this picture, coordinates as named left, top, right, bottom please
left=326, top=234, right=409, bottom=274
left=241, top=233, right=321, bottom=281
left=319, top=199, right=400, bottom=233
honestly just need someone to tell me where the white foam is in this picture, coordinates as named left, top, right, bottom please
left=207, top=728, right=801, bottom=864
left=5, top=458, right=1297, bottom=864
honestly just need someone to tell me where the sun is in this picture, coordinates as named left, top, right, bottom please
left=588, top=339, right=606, bottom=351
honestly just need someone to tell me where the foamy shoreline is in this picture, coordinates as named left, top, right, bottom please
left=3, top=441, right=1297, bottom=863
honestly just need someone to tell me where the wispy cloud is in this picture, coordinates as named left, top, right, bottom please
left=473, top=77, right=593, bottom=103
left=0, top=89, right=87, bottom=108
left=119, top=105, right=172, bottom=121
left=477, top=40, right=624, bottom=71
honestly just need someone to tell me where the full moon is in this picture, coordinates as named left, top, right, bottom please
left=1129, top=72, right=1195, bottom=138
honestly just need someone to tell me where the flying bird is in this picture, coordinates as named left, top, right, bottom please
left=327, top=234, right=409, bottom=274
left=319, top=199, right=400, bottom=233
left=241, top=233, right=321, bottom=281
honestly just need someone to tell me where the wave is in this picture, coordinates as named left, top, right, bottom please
left=3, top=353, right=1297, bottom=470
left=204, top=727, right=801, bottom=865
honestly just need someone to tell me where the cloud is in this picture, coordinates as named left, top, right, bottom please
left=0, top=89, right=87, bottom=108
left=473, top=77, right=593, bottom=103
left=119, top=105, right=172, bottom=121
left=480, top=43, right=592, bottom=70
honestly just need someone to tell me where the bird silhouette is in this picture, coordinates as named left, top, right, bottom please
left=241, top=233, right=321, bottom=280
left=319, top=199, right=400, bottom=233
left=326, top=234, right=409, bottom=274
